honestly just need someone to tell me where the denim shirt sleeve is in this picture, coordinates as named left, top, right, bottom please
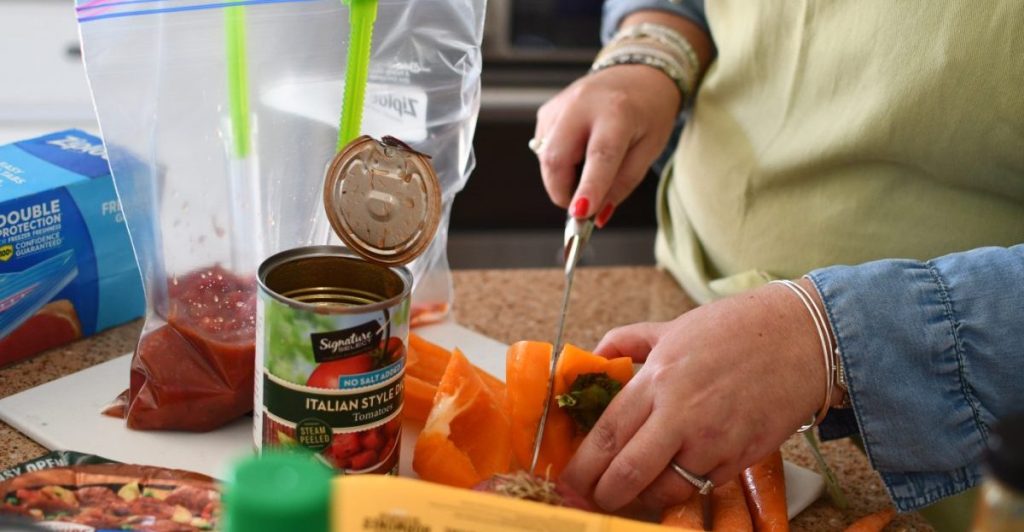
left=806, top=245, right=1024, bottom=512
left=601, top=0, right=708, bottom=43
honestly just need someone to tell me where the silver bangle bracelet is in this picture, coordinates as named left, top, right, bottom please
left=595, top=22, right=702, bottom=106
left=771, top=279, right=835, bottom=432
left=802, top=275, right=849, bottom=408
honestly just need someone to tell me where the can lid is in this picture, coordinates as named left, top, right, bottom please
left=223, top=452, right=333, bottom=532
left=323, top=135, right=442, bottom=266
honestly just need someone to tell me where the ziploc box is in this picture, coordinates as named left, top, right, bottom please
left=0, top=129, right=144, bottom=366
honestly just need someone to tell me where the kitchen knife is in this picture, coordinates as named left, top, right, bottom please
left=702, top=493, right=713, bottom=530
left=529, top=215, right=595, bottom=474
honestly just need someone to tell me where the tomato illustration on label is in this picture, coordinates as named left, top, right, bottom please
left=305, top=336, right=407, bottom=388
left=306, top=354, right=375, bottom=388
left=379, top=337, right=405, bottom=366
left=323, top=419, right=401, bottom=472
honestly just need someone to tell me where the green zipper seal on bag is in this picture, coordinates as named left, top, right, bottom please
left=338, top=0, right=379, bottom=150
left=225, top=2, right=251, bottom=158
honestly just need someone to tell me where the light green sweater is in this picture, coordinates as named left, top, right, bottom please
left=656, top=0, right=1024, bottom=303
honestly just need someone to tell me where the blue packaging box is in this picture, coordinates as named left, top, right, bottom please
left=0, top=129, right=144, bottom=365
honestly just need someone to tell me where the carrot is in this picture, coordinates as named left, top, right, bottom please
left=741, top=450, right=789, bottom=531
left=713, top=480, right=755, bottom=531
left=663, top=479, right=753, bottom=531
left=404, top=374, right=437, bottom=424
left=843, top=508, right=896, bottom=532
left=662, top=492, right=704, bottom=529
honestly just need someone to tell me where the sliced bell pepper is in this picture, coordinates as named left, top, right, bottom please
left=404, top=374, right=437, bottom=425
left=408, top=332, right=506, bottom=399
left=413, top=348, right=512, bottom=488
left=408, top=333, right=452, bottom=385
left=506, top=341, right=575, bottom=478
left=554, top=344, right=634, bottom=439
left=506, top=341, right=635, bottom=479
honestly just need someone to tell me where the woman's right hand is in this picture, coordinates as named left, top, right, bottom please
left=533, top=64, right=681, bottom=227
left=560, top=279, right=835, bottom=511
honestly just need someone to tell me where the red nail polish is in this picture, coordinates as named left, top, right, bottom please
left=596, top=203, right=615, bottom=228
left=571, top=197, right=590, bottom=218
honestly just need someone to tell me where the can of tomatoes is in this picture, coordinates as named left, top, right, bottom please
left=254, top=136, right=441, bottom=475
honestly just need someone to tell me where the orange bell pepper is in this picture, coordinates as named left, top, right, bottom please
left=506, top=341, right=576, bottom=478
left=555, top=344, right=634, bottom=394
left=408, top=333, right=506, bottom=399
left=413, top=348, right=512, bottom=488
left=404, top=374, right=437, bottom=425
left=505, top=341, right=635, bottom=479
left=553, top=344, right=634, bottom=439
left=408, top=333, right=452, bottom=385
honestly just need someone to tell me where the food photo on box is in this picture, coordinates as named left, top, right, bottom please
left=2, top=1, right=1023, bottom=531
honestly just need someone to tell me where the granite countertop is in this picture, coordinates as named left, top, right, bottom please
left=0, top=266, right=929, bottom=530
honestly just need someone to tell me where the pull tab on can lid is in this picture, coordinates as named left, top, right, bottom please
left=323, top=135, right=441, bottom=266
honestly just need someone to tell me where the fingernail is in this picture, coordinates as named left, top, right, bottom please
left=571, top=197, right=590, bottom=218
left=595, top=203, right=615, bottom=228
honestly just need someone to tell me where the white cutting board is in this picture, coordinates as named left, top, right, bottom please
left=0, top=321, right=822, bottom=519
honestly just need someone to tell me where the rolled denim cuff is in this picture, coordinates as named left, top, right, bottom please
left=807, top=245, right=1024, bottom=511
left=819, top=408, right=858, bottom=441
left=601, top=0, right=709, bottom=44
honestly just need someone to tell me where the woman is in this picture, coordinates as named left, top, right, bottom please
left=531, top=0, right=1024, bottom=526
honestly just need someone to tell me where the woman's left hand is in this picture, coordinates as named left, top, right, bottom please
left=560, top=279, right=838, bottom=511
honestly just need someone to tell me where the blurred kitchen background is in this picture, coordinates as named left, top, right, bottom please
left=0, top=0, right=658, bottom=268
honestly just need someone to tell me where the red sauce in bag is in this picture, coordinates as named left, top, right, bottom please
left=409, top=301, right=449, bottom=328
left=125, top=266, right=256, bottom=431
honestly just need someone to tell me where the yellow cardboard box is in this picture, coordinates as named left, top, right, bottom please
left=331, top=475, right=692, bottom=532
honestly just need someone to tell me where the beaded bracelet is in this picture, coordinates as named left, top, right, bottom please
left=618, top=22, right=700, bottom=77
left=592, top=43, right=695, bottom=101
left=591, top=22, right=701, bottom=106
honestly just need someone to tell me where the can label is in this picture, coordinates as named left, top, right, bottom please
left=255, top=251, right=411, bottom=475
left=311, top=320, right=382, bottom=362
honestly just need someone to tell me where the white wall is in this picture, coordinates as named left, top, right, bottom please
left=0, top=0, right=98, bottom=144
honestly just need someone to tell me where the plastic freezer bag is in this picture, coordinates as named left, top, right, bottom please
left=77, top=0, right=485, bottom=430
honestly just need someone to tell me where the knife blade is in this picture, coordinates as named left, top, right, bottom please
left=529, top=215, right=595, bottom=474
left=702, top=493, right=713, bottom=531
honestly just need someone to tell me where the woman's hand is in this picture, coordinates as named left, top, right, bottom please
left=532, top=11, right=712, bottom=227
left=560, top=279, right=838, bottom=511
left=533, top=65, right=680, bottom=227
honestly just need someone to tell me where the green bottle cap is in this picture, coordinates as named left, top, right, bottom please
left=223, top=452, right=334, bottom=532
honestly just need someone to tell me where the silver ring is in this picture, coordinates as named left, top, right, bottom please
left=670, top=461, right=714, bottom=495
left=528, top=137, right=545, bottom=154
